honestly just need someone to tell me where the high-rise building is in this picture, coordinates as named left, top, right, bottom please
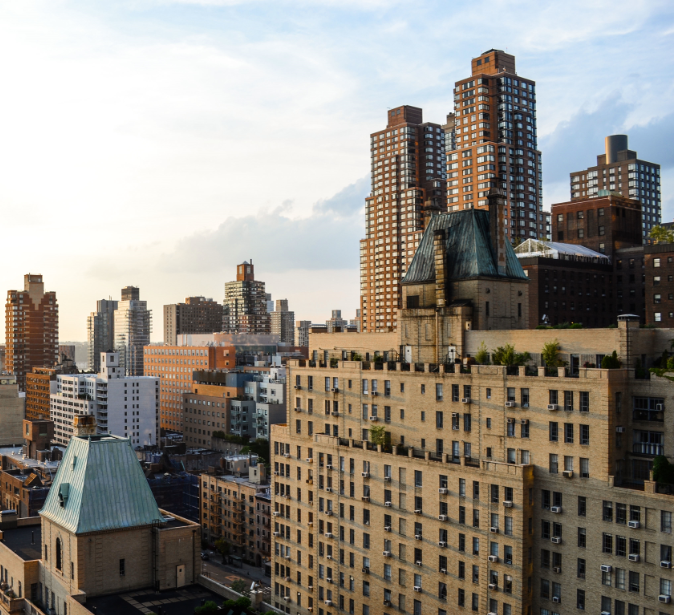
left=223, top=261, right=270, bottom=334
left=114, top=286, right=151, bottom=376
left=569, top=135, right=661, bottom=239
left=163, top=296, right=223, bottom=345
left=294, top=320, right=312, bottom=347
left=4, top=274, right=59, bottom=391
left=87, top=298, right=118, bottom=372
left=360, top=105, right=447, bottom=333
left=25, top=358, right=79, bottom=421
left=270, top=299, right=295, bottom=344
left=447, top=49, right=544, bottom=241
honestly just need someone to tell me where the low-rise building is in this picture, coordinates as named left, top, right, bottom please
left=0, top=375, right=26, bottom=446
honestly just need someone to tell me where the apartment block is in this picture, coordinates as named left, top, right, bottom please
left=296, top=321, right=312, bottom=348
left=272, top=300, right=296, bottom=344
left=143, top=343, right=233, bottom=432
left=224, top=261, right=271, bottom=334
left=0, top=374, right=26, bottom=446
left=569, top=135, right=661, bottom=239
left=87, top=299, right=118, bottom=372
left=163, top=296, right=224, bottom=345
left=4, top=274, right=59, bottom=391
left=114, top=286, right=152, bottom=376
left=25, top=359, right=79, bottom=421
left=643, top=244, right=674, bottom=327
left=359, top=105, right=447, bottom=334
left=50, top=352, right=159, bottom=446
left=448, top=50, right=544, bottom=242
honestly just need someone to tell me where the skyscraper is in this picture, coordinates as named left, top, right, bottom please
left=4, top=274, right=58, bottom=391
left=163, top=296, right=223, bottom=345
left=569, top=135, right=661, bottom=240
left=359, top=105, right=447, bottom=333
left=87, top=298, right=118, bottom=372
left=270, top=299, right=295, bottom=344
left=114, top=286, right=151, bottom=376
left=223, top=261, right=270, bottom=334
left=448, top=49, right=544, bottom=241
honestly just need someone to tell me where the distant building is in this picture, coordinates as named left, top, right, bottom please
left=270, top=299, right=295, bottom=344
left=326, top=309, right=348, bottom=332
left=58, top=345, right=76, bottom=362
left=114, top=286, right=152, bottom=376
left=163, top=296, right=223, bottom=345
left=4, top=274, right=59, bottom=391
left=294, top=320, right=311, bottom=347
left=569, top=134, right=661, bottom=239
left=0, top=374, right=26, bottom=446
left=25, top=358, right=79, bottom=421
left=87, top=298, right=118, bottom=372
left=50, top=352, right=158, bottom=447
left=223, top=261, right=270, bottom=334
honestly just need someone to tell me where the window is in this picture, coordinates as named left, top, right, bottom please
left=577, top=589, right=585, bottom=610
left=564, top=423, right=574, bottom=443
left=56, top=538, right=62, bottom=571
left=580, top=425, right=589, bottom=445
left=577, top=558, right=586, bottom=579
left=662, top=510, right=672, bottom=533
left=628, top=571, right=639, bottom=593
left=579, top=392, right=589, bottom=412
left=120, top=559, right=125, bottom=576
left=654, top=258, right=661, bottom=268
left=603, top=533, right=613, bottom=554
left=549, top=454, right=558, bottom=474
left=578, top=528, right=586, bottom=548
left=549, top=422, right=558, bottom=442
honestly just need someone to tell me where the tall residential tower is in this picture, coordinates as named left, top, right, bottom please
left=223, top=261, right=270, bottom=334
left=163, top=296, right=223, bottom=345
left=87, top=298, right=118, bottom=372
left=114, top=286, right=152, bottom=376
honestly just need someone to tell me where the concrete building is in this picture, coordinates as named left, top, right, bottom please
left=163, top=296, right=224, bottom=345
left=223, top=261, right=271, bottom=334
left=360, top=105, right=446, bottom=334
left=295, top=321, right=312, bottom=348
left=448, top=50, right=544, bottom=241
left=326, top=310, right=348, bottom=333
left=241, top=365, right=287, bottom=440
left=201, top=463, right=270, bottom=565
left=4, top=274, right=59, bottom=391
left=86, top=299, right=118, bottom=373
left=50, top=352, right=159, bottom=447
left=114, top=286, right=152, bottom=377
left=569, top=135, right=661, bottom=239
left=0, top=375, right=26, bottom=446
left=271, top=300, right=295, bottom=344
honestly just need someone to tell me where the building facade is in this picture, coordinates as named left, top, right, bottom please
left=271, top=300, right=296, bottom=344
left=223, top=261, right=271, bottom=334
left=447, top=50, right=544, bottom=241
left=163, top=296, right=224, bottom=345
left=295, top=321, right=312, bottom=348
left=114, top=286, right=152, bottom=377
left=4, top=274, right=59, bottom=391
left=25, top=360, right=79, bottom=421
left=50, top=352, right=159, bottom=447
left=569, top=135, right=661, bottom=240
left=359, top=105, right=447, bottom=334
left=87, top=298, right=118, bottom=373
left=0, top=375, right=26, bottom=446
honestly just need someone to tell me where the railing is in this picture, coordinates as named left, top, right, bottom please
left=632, top=443, right=664, bottom=456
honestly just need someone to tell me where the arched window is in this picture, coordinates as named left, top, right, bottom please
left=55, top=538, right=62, bottom=571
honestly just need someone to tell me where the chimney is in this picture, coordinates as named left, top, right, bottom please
left=73, top=415, right=97, bottom=438
left=433, top=229, right=447, bottom=308
left=605, top=135, right=628, bottom=164
left=488, top=188, right=507, bottom=276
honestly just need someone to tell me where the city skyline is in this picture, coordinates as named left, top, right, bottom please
left=1, top=1, right=673, bottom=340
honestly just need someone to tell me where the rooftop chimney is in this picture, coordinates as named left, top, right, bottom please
left=488, top=188, right=507, bottom=276
left=605, top=135, right=628, bottom=164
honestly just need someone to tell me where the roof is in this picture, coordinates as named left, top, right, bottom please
left=40, top=435, right=164, bottom=534
left=402, top=209, right=527, bottom=285
left=1, top=524, right=42, bottom=561
left=514, top=238, right=609, bottom=261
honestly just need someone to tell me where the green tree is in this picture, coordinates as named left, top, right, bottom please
left=194, top=601, right=219, bottom=615
left=247, top=438, right=270, bottom=462
left=650, top=225, right=674, bottom=244
left=541, top=339, right=563, bottom=369
left=653, top=456, right=674, bottom=485
left=491, top=344, right=531, bottom=367
left=214, top=538, right=231, bottom=561
left=601, top=351, right=622, bottom=369
left=230, top=578, right=250, bottom=596
left=369, top=425, right=387, bottom=446
left=474, top=341, right=490, bottom=365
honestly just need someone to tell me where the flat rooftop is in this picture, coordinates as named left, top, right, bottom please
left=1, top=524, right=42, bottom=561
left=84, top=584, right=224, bottom=615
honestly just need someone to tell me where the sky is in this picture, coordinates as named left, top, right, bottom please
left=1, top=0, right=673, bottom=342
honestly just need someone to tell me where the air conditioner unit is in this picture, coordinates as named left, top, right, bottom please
left=661, top=561, right=672, bottom=568
left=326, top=578, right=332, bottom=584
left=361, top=496, right=370, bottom=502
left=438, top=515, right=447, bottom=521
left=507, top=418, right=515, bottom=424
left=308, top=521, right=313, bottom=527
left=600, top=565, right=612, bottom=573
left=440, top=568, right=447, bottom=574
left=503, top=501, right=513, bottom=508
left=563, top=470, right=573, bottom=478
left=628, top=520, right=640, bottom=529
left=369, top=416, right=378, bottom=421
left=488, top=555, right=499, bottom=563
left=505, top=401, right=516, bottom=408
left=284, top=494, right=291, bottom=499
left=413, top=586, right=422, bottom=593
left=362, top=567, right=370, bottom=574
left=601, top=611, right=612, bottom=615
left=308, top=586, right=313, bottom=591
left=553, top=566, right=561, bottom=573
left=452, top=412, right=459, bottom=417
left=490, top=527, right=499, bottom=534
left=552, top=596, right=560, bottom=604
left=551, top=506, right=562, bottom=514
left=362, top=472, right=370, bottom=478
left=438, top=541, right=446, bottom=547
left=372, top=391, right=378, bottom=397
left=383, top=600, right=391, bottom=607
left=283, top=453, right=290, bottom=458
left=308, top=608, right=313, bottom=612
left=325, top=488, right=332, bottom=493
left=382, top=551, right=391, bottom=557
left=384, top=476, right=392, bottom=482
left=326, top=555, right=332, bottom=560
left=332, top=387, right=339, bottom=393
left=306, top=458, right=313, bottom=463
left=415, top=561, right=422, bottom=567
left=273, top=532, right=280, bottom=536
left=414, top=509, right=422, bottom=514
left=326, top=464, right=333, bottom=469
left=272, top=512, right=279, bottom=516
left=415, top=534, right=422, bottom=540
left=385, top=501, right=392, bottom=507
left=324, top=510, right=333, bottom=516
left=659, top=596, right=671, bottom=604
left=551, top=536, right=561, bottom=544
left=628, top=554, right=640, bottom=562
left=274, top=471, right=279, bottom=475
left=547, top=404, right=558, bottom=411
left=285, top=576, right=291, bottom=582
left=462, top=398, right=471, bottom=404
left=324, top=532, right=333, bottom=538
left=324, top=600, right=332, bottom=606
left=616, top=426, right=625, bottom=433
left=438, top=488, right=448, bottom=494
left=294, top=407, right=301, bottom=412
left=294, top=385, right=301, bottom=389
left=283, top=597, right=290, bottom=602
left=384, top=526, right=391, bottom=532
left=521, top=419, right=529, bottom=425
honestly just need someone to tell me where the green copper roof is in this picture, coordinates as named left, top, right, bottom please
left=402, top=209, right=528, bottom=284
left=40, top=435, right=164, bottom=535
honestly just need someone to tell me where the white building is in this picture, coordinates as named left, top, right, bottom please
left=239, top=363, right=286, bottom=440
left=114, top=286, right=152, bottom=376
left=50, top=352, right=158, bottom=447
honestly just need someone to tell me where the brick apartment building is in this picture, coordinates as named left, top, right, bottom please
left=163, top=296, right=224, bottom=345
left=224, top=261, right=271, bottom=334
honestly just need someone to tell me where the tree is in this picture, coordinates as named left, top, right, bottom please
left=247, top=438, right=270, bottom=462
left=650, top=225, right=674, bottom=244
left=491, top=344, right=531, bottom=367
left=474, top=342, right=490, bottom=365
left=601, top=351, right=622, bottom=369
left=230, top=579, right=250, bottom=596
left=214, top=538, right=231, bottom=561
left=194, top=601, right=219, bottom=615
left=653, top=456, right=674, bottom=485
left=541, top=339, right=563, bottom=369
left=369, top=425, right=387, bottom=447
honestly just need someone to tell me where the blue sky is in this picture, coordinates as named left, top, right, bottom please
left=1, top=0, right=673, bottom=340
